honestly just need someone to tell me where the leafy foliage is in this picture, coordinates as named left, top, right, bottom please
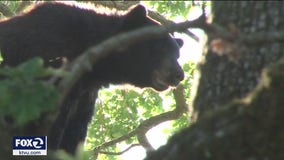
left=54, top=144, right=94, bottom=160
left=86, top=88, right=163, bottom=147
left=0, top=58, right=62, bottom=126
left=0, top=1, right=19, bottom=12
left=143, top=1, right=193, bottom=19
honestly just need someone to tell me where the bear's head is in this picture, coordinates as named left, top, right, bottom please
left=93, top=5, right=184, bottom=91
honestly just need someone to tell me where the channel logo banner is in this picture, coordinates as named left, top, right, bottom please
left=13, top=136, right=47, bottom=156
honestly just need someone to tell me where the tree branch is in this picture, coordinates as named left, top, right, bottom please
left=203, top=21, right=284, bottom=45
left=147, top=10, right=199, bottom=41
left=201, top=21, right=284, bottom=60
left=92, top=1, right=199, bottom=41
left=137, top=132, right=154, bottom=151
left=93, top=85, right=188, bottom=154
left=136, top=85, right=187, bottom=132
left=94, top=129, right=137, bottom=152
left=99, top=144, right=141, bottom=156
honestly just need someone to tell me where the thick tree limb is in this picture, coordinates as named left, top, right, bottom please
left=137, top=133, right=154, bottom=151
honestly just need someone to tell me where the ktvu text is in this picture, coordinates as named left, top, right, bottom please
left=13, top=136, right=47, bottom=156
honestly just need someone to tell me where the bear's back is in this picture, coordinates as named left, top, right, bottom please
left=0, top=3, right=124, bottom=67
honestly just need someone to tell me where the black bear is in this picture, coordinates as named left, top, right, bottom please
left=0, top=2, right=184, bottom=154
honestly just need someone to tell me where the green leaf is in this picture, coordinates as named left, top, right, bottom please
left=0, top=58, right=60, bottom=126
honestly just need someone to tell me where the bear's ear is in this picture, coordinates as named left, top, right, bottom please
left=122, top=5, right=148, bottom=30
left=128, top=5, right=147, bottom=18
left=175, top=38, right=184, bottom=48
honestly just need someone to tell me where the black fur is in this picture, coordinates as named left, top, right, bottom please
left=0, top=2, right=184, bottom=154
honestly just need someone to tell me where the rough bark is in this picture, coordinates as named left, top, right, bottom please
left=194, top=1, right=284, bottom=117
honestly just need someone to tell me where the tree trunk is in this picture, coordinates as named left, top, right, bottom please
left=144, top=1, right=284, bottom=160
left=194, top=1, right=284, bottom=117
